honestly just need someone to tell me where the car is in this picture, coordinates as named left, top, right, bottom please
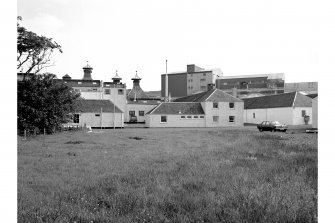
left=257, top=121, right=288, bottom=132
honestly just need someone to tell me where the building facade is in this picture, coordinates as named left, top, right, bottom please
left=243, top=92, right=313, bottom=125
left=312, top=96, right=318, bottom=128
left=161, top=64, right=223, bottom=98
left=284, top=82, right=318, bottom=95
left=216, top=73, right=285, bottom=98
left=146, top=88, right=244, bottom=128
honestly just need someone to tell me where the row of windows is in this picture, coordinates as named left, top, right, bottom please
left=180, top=115, right=205, bottom=119
left=104, top=89, right=124, bottom=95
left=212, top=116, right=235, bottom=123
left=129, top=110, right=145, bottom=116
left=213, top=102, right=235, bottom=109
left=160, top=115, right=235, bottom=123
left=251, top=110, right=307, bottom=119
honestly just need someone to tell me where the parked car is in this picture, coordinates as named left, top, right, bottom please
left=257, top=121, right=288, bottom=132
left=129, top=115, right=137, bottom=123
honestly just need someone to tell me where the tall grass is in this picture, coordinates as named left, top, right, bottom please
left=18, top=128, right=317, bottom=222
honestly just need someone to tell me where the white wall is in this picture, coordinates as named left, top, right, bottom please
left=244, top=107, right=293, bottom=125
left=292, top=107, right=313, bottom=125
left=145, top=114, right=206, bottom=128
left=126, top=104, right=158, bottom=122
left=312, top=97, right=318, bottom=128
left=202, top=101, right=244, bottom=127
left=68, top=112, right=124, bottom=128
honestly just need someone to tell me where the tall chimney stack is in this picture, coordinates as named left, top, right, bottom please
left=165, top=60, right=168, bottom=100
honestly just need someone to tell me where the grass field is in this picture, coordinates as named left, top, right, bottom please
left=18, top=127, right=317, bottom=222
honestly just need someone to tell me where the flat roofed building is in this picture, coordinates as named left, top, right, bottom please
left=216, top=73, right=285, bottom=98
left=284, top=82, right=318, bottom=94
left=161, top=64, right=223, bottom=98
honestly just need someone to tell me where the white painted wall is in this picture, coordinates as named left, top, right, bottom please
left=102, top=87, right=127, bottom=113
left=312, top=97, right=318, bottom=128
left=68, top=112, right=124, bottom=128
left=202, top=101, right=244, bottom=127
left=244, top=107, right=293, bottom=125
left=125, top=104, right=158, bottom=122
left=145, top=114, right=206, bottom=127
left=292, top=107, right=313, bottom=125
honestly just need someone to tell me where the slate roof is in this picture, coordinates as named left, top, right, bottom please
left=243, top=92, right=312, bottom=109
left=147, top=102, right=205, bottom=115
left=174, top=89, right=242, bottom=102
left=127, top=100, right=162, bottom=105
left=55, top=79, right=102, bottom=87
left=74, top=100, right=123, bottom=113
left=127, top=86, right=150, bottom=100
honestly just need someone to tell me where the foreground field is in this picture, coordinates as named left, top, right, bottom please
left=18, top=127, right=317, bottom=222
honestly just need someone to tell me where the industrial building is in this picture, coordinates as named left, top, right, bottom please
left=284, top=82, right=318, bottom=95
left=215, top=73, right=285, bottom=98
left=161, top=64, right=223, bottom=98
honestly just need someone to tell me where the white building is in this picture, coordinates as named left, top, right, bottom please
left=68, top=99, right=124, bottom=128
left=243, top=92, right=313, bottom=125
left=312, top=96, right=318, bottom=128
left=145, top=88, right=244, bottom=128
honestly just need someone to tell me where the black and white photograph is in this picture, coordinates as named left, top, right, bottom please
left=2, top=0, right=334, bottom=222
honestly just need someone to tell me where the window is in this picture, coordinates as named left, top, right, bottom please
left=229, top=116, right=235, bottom=123
left=95, top=114, right=100, bottom=117
left=253, top=113, right=255, bottom=119
left=181, top=116, right=185, bottom=119
left=223, top=82, right=228, bottom=85
left=203, top=73, right=206, bottom=76
left=213, top=116, right=219, bottom=122
left=302, top=110, right=306, bottom=117
left=106, top=84, right=110, bottom=87
left=73, top=114, right=79, bottom=123
left=213, top=102, right=218, bottom=108
left=104, top=89, right=111, bottom=94
left=139, top=111, right=144, bottom=116
left=129, top=111, right=135, bottom=116
left=200, top=78, right=206, bottom=82
left=93, top=82, right=97, bottom=85
left=229, top=102, right=235, bottom=109
left=118, top=89, right=124, bottom=95
left=161, top=116, right=167, bottom=123
left=92, top=88, right=97, bottom=91
left=199, top=116, right=204, bottom=119
left=200, top=86, right=206, bottom=90
left=193, top=116, right=198, bottom=119
left=78, top=82, right=82, bottom=84
left=187, top=115, right=192, bottom=119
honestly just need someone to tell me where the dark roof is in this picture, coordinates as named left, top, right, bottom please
left=74, top=100, right=123, bottom=113
left=127, top=100, right=162, bottom=105
left=174, top=89, right=242, bottom=102
left=306, top=93, right=318, bottom=99
left=127, top=86, right=150, bottom=100
left=55, top=79, right=102, bottom=87
left=243, top=92, right=312, bottom=109
left=147, top=102, right=205, bottom=115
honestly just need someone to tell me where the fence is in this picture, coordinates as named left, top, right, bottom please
left=18, top=124, right=86, bottom=140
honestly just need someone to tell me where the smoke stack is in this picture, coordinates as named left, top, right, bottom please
left=232, top=87, right=238, bottom=98
left=165, top=60, right=168, bottom=100
left=83, top=62, right=93, bottom=80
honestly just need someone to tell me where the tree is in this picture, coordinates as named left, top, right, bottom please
left=17, top=17, right=62, bottom=76
left=18, top=73, right=81, bottom=133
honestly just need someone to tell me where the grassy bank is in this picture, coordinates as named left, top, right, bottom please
left=18, top=128, right=317, bottom=222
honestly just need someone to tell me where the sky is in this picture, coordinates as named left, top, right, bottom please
left=17, top=0, right=334, bottom=91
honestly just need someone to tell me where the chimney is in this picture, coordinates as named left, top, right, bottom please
left=165, top=60, right=168, bottom=100
left=82, top=62, right=93, bottom=80
left=232, top=87, right=238, bottom=98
